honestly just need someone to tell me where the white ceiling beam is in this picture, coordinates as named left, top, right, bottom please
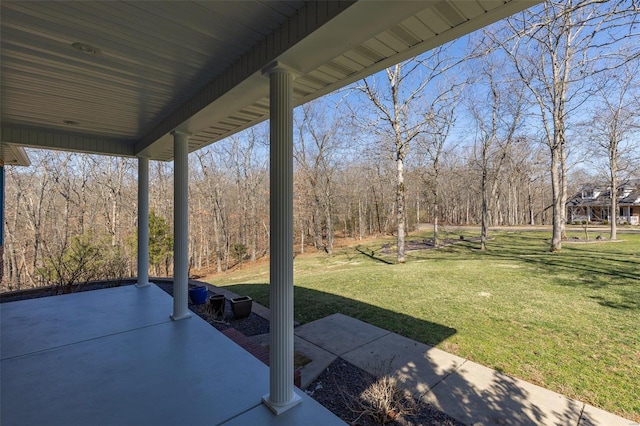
left=1, top=124, right=136, bottom=157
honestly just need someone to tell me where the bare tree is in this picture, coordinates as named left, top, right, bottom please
left=4, top=166, right=30, bottom=289
left=294, top=101, right=343, bottom=255
left=585, top=63, right=640, bottom=239
left=467, top=50, right=527, bottom=250
left=195, top=149, right=229, bottom=273
left=22, top=151, right=57, bottom=286
left=415, top=82, right=462, bottom=247
left=355, top=48, right=461, bottom=262
left=222, top=128, right=268, bottom=261
left=90, top=157, right=134, bottom=247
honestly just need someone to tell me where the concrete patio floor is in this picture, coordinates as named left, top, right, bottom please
left=0, top=284, right=344, bottom=426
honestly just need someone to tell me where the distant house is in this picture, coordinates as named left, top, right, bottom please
left=566, top=179, right=640, bottom=225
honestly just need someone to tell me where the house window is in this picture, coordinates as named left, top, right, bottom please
left=582, top=190, right=594, bottom=199
left=617, top=187, right=632, bottom=198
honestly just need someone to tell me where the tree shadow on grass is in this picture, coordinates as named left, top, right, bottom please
left=355, top=245, right=394, bottom=265
left=356, top=233, right=639, bottom=312
left=218, top=283, right=456, bottom=345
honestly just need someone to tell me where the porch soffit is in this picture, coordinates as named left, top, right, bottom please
left=0, top=1, right=539, bottom=162
left=0, top=143, right=30, bottom=166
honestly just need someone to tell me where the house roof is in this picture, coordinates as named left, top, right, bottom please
left=1, top=1, right=539, bottom=162
left=566, top=180, right=640, bottom=207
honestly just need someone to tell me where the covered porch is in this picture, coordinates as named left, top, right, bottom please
left=1, top=283, right=341, bottom=425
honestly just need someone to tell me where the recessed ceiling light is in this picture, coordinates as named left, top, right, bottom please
left=71, top=42, right=100, bottom=55
left=63, top=120, right=78, bottom=126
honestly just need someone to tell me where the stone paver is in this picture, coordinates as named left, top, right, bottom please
left=249, top=333, right=338, bottom=389
left=341, top=332, right=465, bottom=395
left=294, top=313, right=389, bottom=356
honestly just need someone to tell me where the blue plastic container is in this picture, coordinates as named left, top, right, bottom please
left=188, top=286, right=208, bottom=304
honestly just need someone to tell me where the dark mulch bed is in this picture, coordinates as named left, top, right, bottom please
left=3, top=280, right=463, bottom=425
left=307, top=358, right=465, bottom=426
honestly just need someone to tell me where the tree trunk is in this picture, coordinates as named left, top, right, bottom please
left=528, top=181, right=535, bottom=225
left=312, top=199, right=322, bottom=250
left=559, top=137, right=568, bottom=240
left=358, top=199, right=364, bottom=240
left=300, top=219, right=305, bottom=254
left=481, top=167, right=488, bottom=251
left=213, top=207, right=222, bottom=273
left=325, top=202, right=334, bottom=255
left=433, top=169, right=440, bottom=248
left=610, top=155, right=618, bottom=240
left=396, top=149, right=406, bottom=263
left=550, top=148, right=563, bottom=252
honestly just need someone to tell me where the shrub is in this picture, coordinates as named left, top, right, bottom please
left=231, top=243, right=247, bottom=263
left=149, top=211, right=173, bottom=275
left=340, top=359, right=417, bottom=424
left=38, top=231, right=127, bottom=293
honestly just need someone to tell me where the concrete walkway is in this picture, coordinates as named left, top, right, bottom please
left=289, top=313, right=634, bottom=426
left=207, top=283, right=634, bottom=425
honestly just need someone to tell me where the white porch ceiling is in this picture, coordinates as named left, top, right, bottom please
left=1, top=0, right=539, bottom=162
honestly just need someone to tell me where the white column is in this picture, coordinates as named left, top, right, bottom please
left=136, top=156, right=150, bottom=288
left=261, top=63, right=301, bottom=415
left=0, top=162, right=4, bottom=284
left=171, top=131, right=191, bottom=321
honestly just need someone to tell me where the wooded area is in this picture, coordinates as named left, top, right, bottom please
left=3, top=0, right=639, bottom=290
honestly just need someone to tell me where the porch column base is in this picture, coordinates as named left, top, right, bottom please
left=262, top=392, right=302, bottom=415
left=170, top=312, right=192, bottom=321
left=136, top=281, right=151, bottom=288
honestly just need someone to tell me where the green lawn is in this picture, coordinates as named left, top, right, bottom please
left=206, top=229, right=640, bottom=421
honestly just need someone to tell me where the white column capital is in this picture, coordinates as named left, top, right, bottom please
left=261, top=62, right=299, bottom=79
left=170, top=130, right=192, bottom=138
